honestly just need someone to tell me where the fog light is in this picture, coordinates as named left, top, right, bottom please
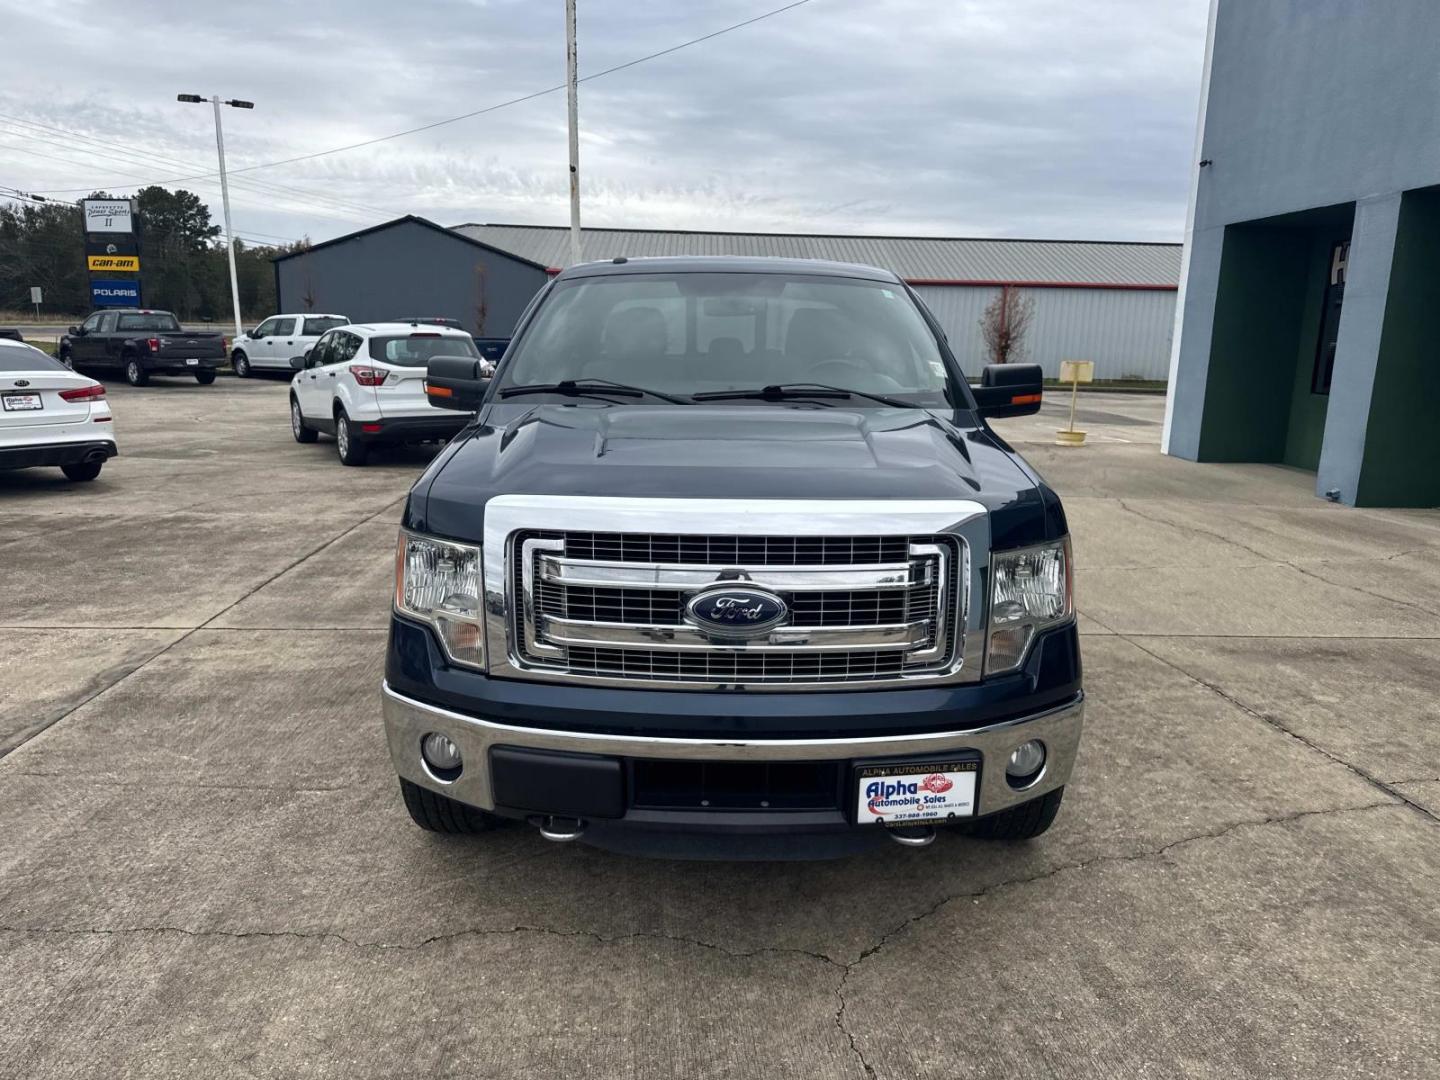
left=1006, top=739, right=1045, bottom=780
left=421, top=732, right=462, bottom=772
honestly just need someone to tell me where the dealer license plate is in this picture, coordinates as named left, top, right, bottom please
left=2, top=393, right=42, bottom=411
left=855, top=760, right=978, bottom=825
left=185, top=358, right=200, bottom=366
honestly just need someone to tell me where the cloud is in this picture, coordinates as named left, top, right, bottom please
left=0, top=0, right=1208, bottom=244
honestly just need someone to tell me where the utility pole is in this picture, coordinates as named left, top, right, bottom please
left=178, top=93, right=254, bottom=339
left=565, top=0, right=583, bottom=267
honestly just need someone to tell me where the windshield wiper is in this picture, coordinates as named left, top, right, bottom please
left=498, top=378, right=690, bottom=403
left=692, top=383, right=914, bottom=408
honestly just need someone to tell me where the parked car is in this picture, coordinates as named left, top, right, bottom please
left=59, top=309, right=225, bottom=386
left=0, top=338, right=116, bottom=481
left=473, top=336, right=510, bottom=362
left=288, top=322, right=486, bottom=466
left=384, top=255, right=1081, bottom=854
left=231, top=313, right=349, bottom=377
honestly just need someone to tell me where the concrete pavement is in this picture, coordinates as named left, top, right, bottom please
left=1, top=381, right=1437, bottom=1078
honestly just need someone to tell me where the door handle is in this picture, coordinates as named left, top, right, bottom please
left=327, top=371, right=336, bottom=377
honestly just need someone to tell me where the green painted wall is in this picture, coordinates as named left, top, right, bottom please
left=1197, top=225, right=1311, bottom=461
left=1355, top=188, right=1440, bottom=506
left=1281, top=234, right=1341, bottom=470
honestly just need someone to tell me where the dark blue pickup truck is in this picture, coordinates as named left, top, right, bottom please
left=383, top=256, right=1081, bottom=855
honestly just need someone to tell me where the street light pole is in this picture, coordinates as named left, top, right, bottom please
left=565, top=0, right=582, bottom=267
left=211, top=96, right=243, bottom=341
left=178, top=93, right=253, bottom=340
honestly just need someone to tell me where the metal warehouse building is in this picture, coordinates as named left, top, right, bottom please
left=276, top=217, right=1180, bottom=380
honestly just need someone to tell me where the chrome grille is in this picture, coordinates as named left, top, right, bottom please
left=509, top=530, right=964, bottom=686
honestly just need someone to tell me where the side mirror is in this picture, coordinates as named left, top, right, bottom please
left=425, top=355, right=491, bottom=412
left=69, top=326, right=81, bottom=336
left=289, top=355, right=306, bottom=371
left=971, top=363, right=1043, bottom=419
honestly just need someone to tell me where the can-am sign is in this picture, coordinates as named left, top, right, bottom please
left=83, top=199, right=134, bottom=234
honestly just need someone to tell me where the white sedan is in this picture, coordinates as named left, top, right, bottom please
left=288, top=322, right=488, bottom=466
left=0, top=339, right=116, bottom=481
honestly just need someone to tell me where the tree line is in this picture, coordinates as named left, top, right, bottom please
left=0, top=186, right=307, bottom=319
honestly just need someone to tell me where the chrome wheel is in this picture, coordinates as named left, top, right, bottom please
left=291, top=400, right=302, bottom=438
left=336, top=416, right=349, bottom=458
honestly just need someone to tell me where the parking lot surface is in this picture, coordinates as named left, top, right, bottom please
left=2, top=380, right=1438, bottom=1078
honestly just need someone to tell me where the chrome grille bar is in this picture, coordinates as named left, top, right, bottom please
left=538, top=556, right=916, bottom=591
left=537, top=615, right=933, bottom=652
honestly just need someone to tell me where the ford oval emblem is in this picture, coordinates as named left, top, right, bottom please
left=686, top=586, right=789, bottom=636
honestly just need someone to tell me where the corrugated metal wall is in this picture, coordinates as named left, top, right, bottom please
left=913, top=285, right=1176, bottom=381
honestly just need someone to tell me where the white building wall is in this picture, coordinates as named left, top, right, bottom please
left=912, top=285, right=1177, bottom=381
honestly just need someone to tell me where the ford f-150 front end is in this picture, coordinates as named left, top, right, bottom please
left=382, top=256, right=1081, bottom=855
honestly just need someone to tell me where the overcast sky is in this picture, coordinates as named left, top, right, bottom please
left=1, top=0, right=1209, bottom=247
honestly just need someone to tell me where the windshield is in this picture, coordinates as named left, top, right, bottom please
left=303, top=317, right=348, bottom=335
left=117, top=314, right=180, bottom=332
left=498, top=272, right=956, bottom=405
left=367, top=333, right=479, bottom=365
left=0, top=344, right=66, bottom=372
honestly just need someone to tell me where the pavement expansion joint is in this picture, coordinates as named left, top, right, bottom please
left=0, top=497, right=405, bottom=762
left=1114, top=499, right=1440, bottom=620
left=1106, top=626, right=1440, bottom=824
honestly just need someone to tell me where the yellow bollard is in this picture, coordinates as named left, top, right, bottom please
left=1056, top=359, right=1093, bottom=446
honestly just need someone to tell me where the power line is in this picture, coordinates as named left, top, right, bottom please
left=0, top=120, right=393, bottom=221
left=25, top=0, right=819, bottom=194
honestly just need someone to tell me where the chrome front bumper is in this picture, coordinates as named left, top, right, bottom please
left=383, top=682, right=1083, bottom=822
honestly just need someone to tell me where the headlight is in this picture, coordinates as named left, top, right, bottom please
left=394, top=530, right=485, bottom=670
left=986, top=538, right=1072, bottom=674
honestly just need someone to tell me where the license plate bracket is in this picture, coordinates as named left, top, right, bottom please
left=854, top=755, right=980, bottom=826
left=2, top=393, right=43, bottom=411
left=185, top=358, right=200, bottom=366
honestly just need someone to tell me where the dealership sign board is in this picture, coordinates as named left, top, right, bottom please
left=87, top=254, right=140, bottom=272
left=82, top=199, right=134, bottom=234
left=85, top=235, right=139, bottom=258
left=91, top=279, right=141, bottom=306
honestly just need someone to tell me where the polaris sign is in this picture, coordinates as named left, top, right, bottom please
left=91, top=279, right=141, bottom=307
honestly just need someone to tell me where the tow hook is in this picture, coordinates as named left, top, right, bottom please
left=887, top=825, right=936, bottom=847
left=533, top=816, right=587, bottom=842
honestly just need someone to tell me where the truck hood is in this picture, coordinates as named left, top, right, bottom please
left=410, top=402, right=1067, bottom=549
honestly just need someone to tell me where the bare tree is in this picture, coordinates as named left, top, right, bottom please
left=474, top=263, right=489, bottom=335
left=979, top=287, right=1036, bottom=364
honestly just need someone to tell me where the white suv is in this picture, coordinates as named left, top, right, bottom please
left=232, top=313, right=349, bottom=376
left=288, top=322, right=488, bottom=466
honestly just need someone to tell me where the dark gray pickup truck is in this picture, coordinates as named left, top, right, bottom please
left=384, top=255, right=1082, bottom=859
left=60, top=309, right=226, bottom=386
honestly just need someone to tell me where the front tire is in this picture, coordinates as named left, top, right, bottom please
left=335, top=410, right=368, bottom=466
left=195, top=369, right=217, bottom=385
left=291, top=396, right=318, bottom=443
left=232, top=351, right=251, bottom=378
left=968, top=786, right=1064, bottom=841
left=61, top=460, right=103, bottom=482
left=399, top=778, right=501, bottom=834
left=124, top=358, right=148, bottom=387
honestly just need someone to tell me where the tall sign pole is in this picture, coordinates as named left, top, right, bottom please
left=212, top=95, right=243, bottom=340
left=565, top=0, right=583, bottom=267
